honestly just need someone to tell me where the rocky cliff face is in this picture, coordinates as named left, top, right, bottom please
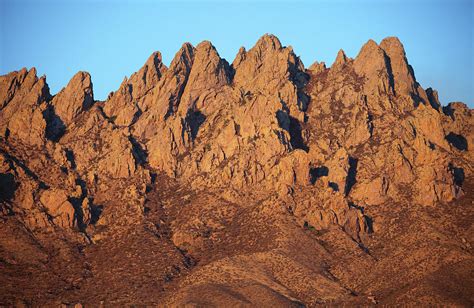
left=1, top=35, right=472, bottom=306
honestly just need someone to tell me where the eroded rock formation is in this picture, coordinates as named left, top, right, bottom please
left=0, top=34, right=472, bottom=306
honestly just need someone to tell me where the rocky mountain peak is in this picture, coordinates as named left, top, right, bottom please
left=353, top=39, right=389, bottom=82
left=379, top=36, right=406, bottom=56
left=0, top=67, right=51, bottom=146
left=354, top=39, right=383, bottom=62
left=379, top=36, right=417, bottom=96
left=193, top=40, right=226, bottom=70
left=128, top=51, right=167, bottom=98
left=233, top=34, right=300, bottom=90
left=148, top=50, right=164, bottom=66
left=51, top=71, right=94, bottom=126
left=195, top=40, right=214, bottom=51
left=177, top=40, right=232, bottom=114
left=102, top=49, right=168, bottom=127
left=332, top=49, right=349, bottom=67
left=231, top=46, right=247, bottom=69
left=0, top=68, right=33, bottom=109
left=0, top=35, right=472, bottom=307
left=308, top=60, right=327, bottom=74
left=169, top=42, right=195, bottom=73
left=254, top=33, right=283, bottom=52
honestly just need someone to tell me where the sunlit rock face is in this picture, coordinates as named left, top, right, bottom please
left=0, top=35, right=472, bottom=307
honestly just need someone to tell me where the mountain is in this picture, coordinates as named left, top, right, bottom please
left=0, top=34, right=472, bottom=306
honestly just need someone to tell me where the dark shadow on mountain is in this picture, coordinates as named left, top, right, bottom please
left=449, top=164, right=465, bottom=187
left=329, top=182, right=339, bottom=192
left=90, top=203, right=103, bottom=225
left=3, top=128, right=10, bottom=141
left=130, top=107, right=143, bottom=126
left=345, top=157, right=358, bottom=196
left=442, top=105, right=455, bottom=119
left=43, top=105, right=66, bottom=142
left=129, top=136, right=148, bottom=166
left=365, top=215, right=374, bottom=234
left=445, top=132, right=468, bottom=151
left=349, top=202, right=373, bottom=234
left=69, top=196, right=86, bottom=231
left=426, top=88, right=441, bottom=110
left=289, top=116, right=309, bottom=152
left=0, top=149, right=44, bottom=186
left=75, top=178, right=87, bottom=199
left=184, top=109, right=206, bottom=141
left=0, top=173, right=17, bottom=202
left=164, top=99, right=176, bottom=120
left=276, top=110, right=309, bottom=152
left=276, top=110, right=289, bottom=129
left=68, top=178, right=88, bottom=231
left=150, top=172, right=157, bottom=184
left=67, top=176, right=103, bottom=228
left=383, top=54, right=396, bottom=96
left=410, top=92, right=423, bottom=108
left=65, top=149, right=76, bottom=169
left=309, top=166, right=328, bottom=185
left=297, top=91, right=310, bottom=112
left=367, top=113, right=374, bottom=136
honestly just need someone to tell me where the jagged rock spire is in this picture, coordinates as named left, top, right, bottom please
left=0, top=68, right=50, bottom=146
left=308, top=61, right=327, bottom=74
left=0, top=35, right=472, bottom=307
left=232, top=46, right=247, bottom=70
left=332, top=49, right=349, bottom=68
left=52, top=71, right=94, bottom=126
left=169, top=42, right=195, bottom=74
left=178, top=40, right=232, bottom=114
left=379, top=36, right=417, bottom=96
left=127, top=51, right=167, bottom=99
left=254, top=33, right=283, bottom=51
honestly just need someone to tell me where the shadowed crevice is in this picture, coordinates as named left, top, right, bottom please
left=382, top=53, right=396, bottom=96
left=349, top=202, right=374, bottom=234
left=43, top=105, right=66, bottom=142
left=182, top=109, right=206, bottom=142
left=89, top=203, right=103, bottom=225
left=65, top=149, right=76, bottom=169
left=445, top=132, right=468, bottom=151
left=345, top=157, right=358, bottom=196
left=289, top=116, right=309, bottom=152
left=129, top=136, right=148, bottom=166
left=68, top=178, right=103, bottom=231
left=0, top=173, right=17, bottom=202
left=449, top=164, right=465, bottom=187
left=328, top=182, right=339, bottom=192
left=442, top=105, right=455, bottom=119
left=309, top=166, right=328, bottom=185
left=0, top=149, right=46, bottom=188
left=276, top=110, right=309, bottom=152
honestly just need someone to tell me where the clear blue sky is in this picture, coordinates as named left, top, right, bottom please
left=1, top=0, right=473, bottom=106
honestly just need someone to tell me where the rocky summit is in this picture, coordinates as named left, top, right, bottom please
left=0, top=34, right=473, bottom=306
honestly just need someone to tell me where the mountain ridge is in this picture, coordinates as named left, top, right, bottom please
left=0, top=34, right=473, bottom=306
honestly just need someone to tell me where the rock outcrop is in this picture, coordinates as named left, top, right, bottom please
left=0, top=68, right=50, bottom=146
left=52, top=72, right=94, bottom=127
left=1, top=33, right=471, bottom=239
left=0, top=34, right=472, bottom=306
